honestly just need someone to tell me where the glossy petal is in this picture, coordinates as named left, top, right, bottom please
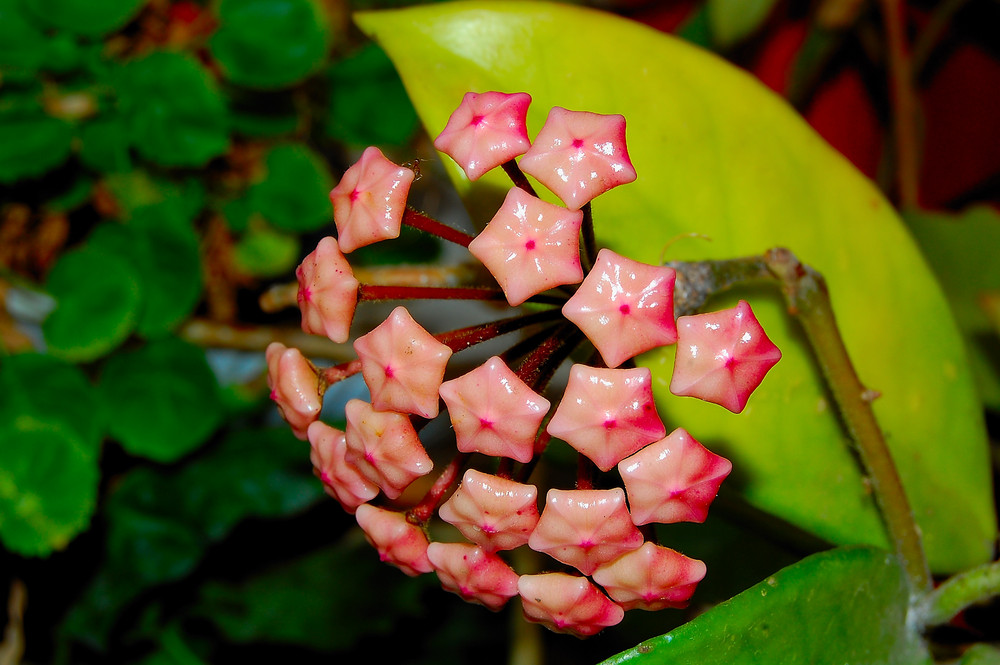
left=618, top=427, right=732, bottom=525
left=329, top=146, right=414, bottom=253
left=438, top=469, right=539, bottom=552
left=519, top=106, right=636, bottom=210
left=353, top=306, right=453, bottom=418
left=546, top=364, right=665, bottom=471
left=355, top=504, right=432, bottom=577
left=592, top=542, right=706, bottom=611
left=528, top=488, right=643, bottom=575
left=265, top=342, right=321, bottom=440
left=439, top=355, right=551, bottom=463
left=467, top=187, right=584, bottom=306
left=670, top=299, right=782, bottom=413
left=562, top=249, right=678, bottom=368
left=296, top=236, right=359, bottom=343
left=343, top=399, right=433, bottom=500
left=518, top=573, right=625, bottom=637
left=427, top=542, right=520, bottom=611
left=307, top=421, right=379, bottom=514
left=433, top=91, right=531, bottom=181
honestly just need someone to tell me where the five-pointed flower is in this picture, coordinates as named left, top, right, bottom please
left=427, top=542, right=521, bottom=611
left=518, top=573, right=625, bottom=637
left=562, top=248, right=678, bottom=368
left=669, top=299, right=782, bottom=413
left=438, top=469, right=540, bottom=552
left=434, top=91, right=532, bottom=181
left=618, top=427, right=732, bottom=525
left=546, top=364, right=666, bottom=471
left=307, top=421, right=379, bottom=514
left=296, top=236, right=359, bottom=343
left=343, top=399, right=433, bottom=500
left=329, top=146, right=415, bottom=253
left=353, top=306, right=453, bottom=419
left=439, top=356, right=551, bottom=463
left=468, top=187, right=584, bottom=306
left=592, top=542, right=706, bottom=611
left=355, top=504, right=433, bottom=577
left=519, top=106, right=637, bottom=210
left=265, top=342, right=322, bottom=440
left=528, top=488, right=643, bottom=575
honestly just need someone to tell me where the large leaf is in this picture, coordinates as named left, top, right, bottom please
left=355, top=2, right=996, bottom=572
left=599, top=546, right=930, bottom=665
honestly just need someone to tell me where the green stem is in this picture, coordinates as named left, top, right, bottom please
left=915, top=560, right=1000, bottom=627
left=668, top=249, right=932, bottom=595
left=762, top=248, right=932, bottom=594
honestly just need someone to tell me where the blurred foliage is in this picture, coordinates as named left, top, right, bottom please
left=0, top=0, right=998, bottom=664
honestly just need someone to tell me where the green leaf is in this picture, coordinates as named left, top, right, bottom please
left=249, top=143, right=333, bottom=232
left=0, top=99, right=73, bottom=184
left=0, top=353, right=105, bottom=452
left=195, top=536, right=431, bottom=650
left=325, top=42, right=419, bottom=146
left=60, top=427, right=323, bottom=650
left=79, top=115, right=133, bottom=173
left=706, top=0, right=779, bottom=49
left=21, top=0, right=145, bottom=37
left=232, top=222, right=300, bottom=277
left=42, top=244, right=141, bottom=361
left=209, top=0, right=331, bottom=89
left=98, top=337, right=222, bottom=462
left=87, top=218, right=202, bottom=336
left=0, top=0, right=48, bottom=80
left=905, top=206, right=1000, bottom=409
left=356, top=2, right=996, bottom=572
left=600, top=546, right=930, bottom=665
left=0, top=417, right=99, bottom=556
left=115, top=52, right=229, bottom=167
left=102, top=171, right=207, bottom=224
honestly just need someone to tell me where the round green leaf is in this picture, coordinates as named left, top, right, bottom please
left=0, top=0, right=48, bottom=79
left=356, top=2, right=997, bottom=572
left=249, top=143, right=333, bottom=232
left=99, top=337, right=223, bottom=462
left=78, top=115, right=133, bottom=173
left=326, top=42, right=419, bottom=146
left=0, top=101, right=73, bottom=183
left=115, top=51, right=229, bottom=167
left=600, top=546, right=930, bottom=665
left=0, top=417, right=99, bottom=557
left=20, top=0, right=145, bottom=36
left=87, top=219, right=202, bottom=336
left=232, top=222, right=300, bottom=277
left=209, top=0, right=330, bottom=89
left=43, top=245, right=141, bottom=361
left=0, top=353, right=105, bottom=453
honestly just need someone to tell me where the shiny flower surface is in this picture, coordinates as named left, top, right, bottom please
left=329, top=146, right=414, bottom=253
left=295, top=236, right=358, bottom=343
left=434, top=91, right=532, bottom=181
left=307, top=421, right=379, bottom=513
left=343, top=399, right=433, bottom=500
left=427, top=542, right=520, bottom=611
left=356, top=504, right=432, bottom=577
left=592, top=542, right=706, bottom=611
left=438, top=469, right=540, bottom=552
left=518, top=573, right=625, bottom=637
left=265, top=342, right=322, bottom=440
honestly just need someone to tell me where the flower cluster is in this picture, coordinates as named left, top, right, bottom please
left=265, top=91, right=781, bottom=637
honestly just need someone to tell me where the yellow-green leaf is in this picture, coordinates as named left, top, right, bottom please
left=356, top=1, right=996, bottom=572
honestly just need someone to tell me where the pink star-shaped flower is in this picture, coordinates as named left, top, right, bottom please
left=467, top=188, right=584, bottom=306
left=562, top=248, right=678, bottom=368
left=307, top=421, right=379, bottom=514
left=669, top=299, right=782, bottom=413
left=618, top=427, right=732, bottom=525
left=265, top=342, right=322, bottom=440
left=433, top=91, right=532, bottom=181
left=355, top=504, right=432, bottom=577
left=518, top=573, right=625, bottom=637
left=546, top=364, right=666, bottom=471
left=296, top=236, right=359, bottom=343
left=438, top=469, right=540, bottom=552
left=592, top=542, right=706, bottom=611
left=329, top=146, right=415, bottom=253
left=343, top=399, right=433, bottom=500
left=439, top=356, right=551, bottom=463
left=353, top=306, right=453, bottom=419
left=426, top=542, right=521, bottom=611
left=528, top=488, right=643, bottom=575
left=518, top=106, right=637, bottom=210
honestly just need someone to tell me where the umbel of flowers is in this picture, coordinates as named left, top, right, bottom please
left=266, top=91, right=781, bottom=637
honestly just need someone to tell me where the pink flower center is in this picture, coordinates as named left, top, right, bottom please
left=350, top=188, right=362, bottom=202
left=572, top=138, right=584, bottom=149
left=384, top=365, right=395, bottom=378
left=619, top=303, right=630, bottom=315
left=480, top=417, right=494, bottom=428
left=524, top=239, right=536, bottom=250
left=471, top=114, right=485, bottom=127
left=298, top=286, right=311, bottom=303
left=603, top=419, right=617, bottom=429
